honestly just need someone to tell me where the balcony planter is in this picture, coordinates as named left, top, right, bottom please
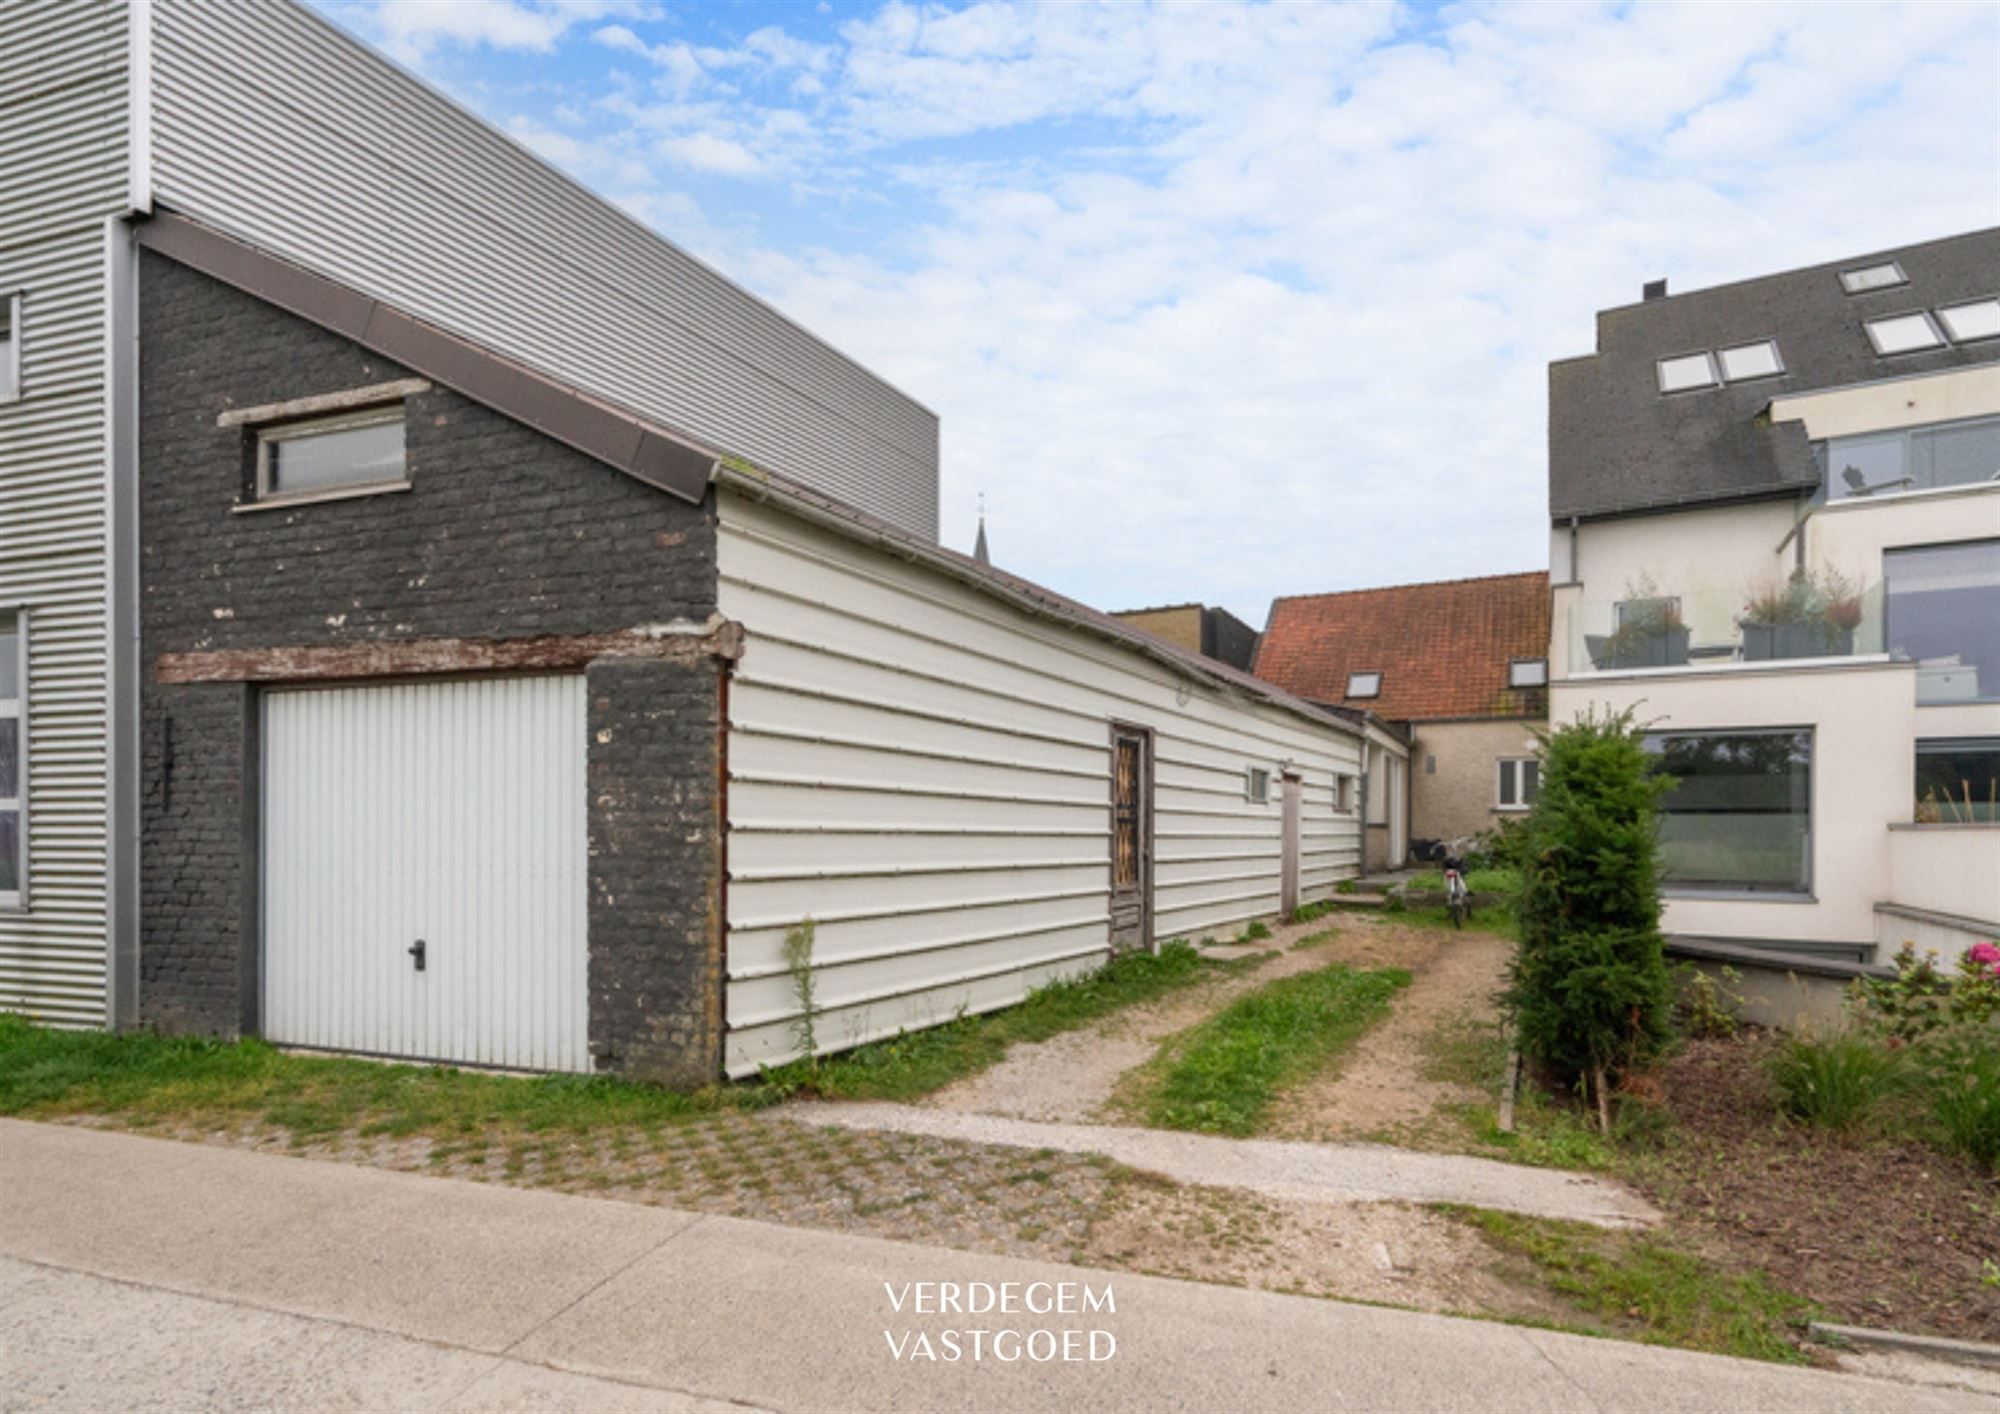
left=1741, top=623, right=1853, bottom=662
left=1602, top=626, right=1690, bottom=669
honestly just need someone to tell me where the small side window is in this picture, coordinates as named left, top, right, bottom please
left=0, top=292, right=21, bottom=403
left=254, top=405, right=407, bottom=503
left=1336, top=774, right=1355, bottom=812
left=1245, top=767, right=1270, bottom=804
left=1, top=609, right=25, bottom=907
left=1497, top=757, right=1540, bottom=811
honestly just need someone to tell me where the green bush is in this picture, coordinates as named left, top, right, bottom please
left=1917, top=1030, right=2000, bottom=1170
left=1769, top=1029, right=1903, bottom=1131
left=1507, top=710, right=1674, bottom=1127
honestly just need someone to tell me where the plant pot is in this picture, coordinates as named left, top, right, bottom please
left=1741, top=623, right=1853, bottom=661
left=1606, top=626, right=1689, bottom=668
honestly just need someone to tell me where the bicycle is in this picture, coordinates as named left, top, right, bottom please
left=1438, top=835, right=1475, bottom=929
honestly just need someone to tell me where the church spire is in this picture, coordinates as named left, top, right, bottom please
left=973, top=491, right=990, bottom=565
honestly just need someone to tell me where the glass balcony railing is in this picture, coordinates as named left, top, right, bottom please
left=1566, top=582, right=1886, bottom=676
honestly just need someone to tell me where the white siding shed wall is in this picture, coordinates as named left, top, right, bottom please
left=0, top=0, right=128, bottom=1025
left=148, top=0, right=940, bottom=539
left=718, top=492, right=1364, bottom=1075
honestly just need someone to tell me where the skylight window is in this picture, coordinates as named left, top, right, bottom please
left=1937, top=299, right=2000, bottom=344
left=1656, top=352, right=1718, bottom=394
left=1717, top=340, right=1783, bottom=382
left=1346, top=671, right=1381, bottom=699
left=1865, top=312, right=1945, bottom=356
left=1509, top=658, right=1548, bottom=689
left=1840, top=262, right=1907, bottom=295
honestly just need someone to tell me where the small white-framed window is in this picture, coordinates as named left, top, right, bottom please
left=1245, top=766, right=1271, bottom=805
left=0, top=291, right=21, bottom=403
left=255, top=405, right=407, bottom=503
left=1717, top=339, right=1783, bottom=382
left=1508, top=658, right=1548, bottom=689
left=1497, top=757, right=1540, bottom=811
left=1937, top=298, right=2000, bottom=345
left=1839, top=262, right=1907, bottom=295
left=1656, top=351, right=1717, bottom=394
left=0, top=609, right=25, bottom=908
left=1346, top=671, right=1381, bottom=699
left=1864, top=311, right=1945, bottom=357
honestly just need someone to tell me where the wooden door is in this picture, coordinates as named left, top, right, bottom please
left=1109, top=725, right=1152, bottom=952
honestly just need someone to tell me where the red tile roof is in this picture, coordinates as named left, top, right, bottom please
left=1254, top=571, right=1550, bottom=722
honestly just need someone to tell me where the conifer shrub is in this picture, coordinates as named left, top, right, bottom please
left=1508, top=709, right=1674, bottom=1130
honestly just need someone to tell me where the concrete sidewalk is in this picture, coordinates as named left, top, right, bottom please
left=801, top=1102, right=1660, bottom=1227
left=2, top=1120, right=1991, bottom=1413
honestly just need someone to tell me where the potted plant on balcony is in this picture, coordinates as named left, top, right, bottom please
left=1601, top=580, right=1689, bottom=668
left=1738, top=568, right=1859, bottom=661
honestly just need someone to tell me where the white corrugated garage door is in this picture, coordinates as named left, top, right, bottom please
left=262, top=676, right=589, bottom=1071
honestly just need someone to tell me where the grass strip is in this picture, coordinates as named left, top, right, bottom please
left=1447, top=1207, right=1815, bottom=1365
left=775, top=940, right=1253, bottom=1102
left=0, top=940, right=1245, bottom=1130
left=0, top=1013, right=739, bottom=1137
left=1143, top=963, right=1408, bottom=1135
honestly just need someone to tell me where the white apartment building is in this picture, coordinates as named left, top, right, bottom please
left=1547, top=232, right=2000, bottom=963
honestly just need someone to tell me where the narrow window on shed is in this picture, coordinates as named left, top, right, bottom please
left=0, top=293, right=21, bottom=402
left=0, top=610, right=24, bottom=907
left=256, top=405, right=407, bottom=502
left=1245, top=766, right=1271, bottom=804
left=1497, top=757, right=1539, bottom=811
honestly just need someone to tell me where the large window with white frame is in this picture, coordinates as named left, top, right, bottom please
left=1644, top=729, right=1812, bottom=895
left=0, top=610, right=24, bottom=907
left=1816, top=414, right=2000, bottom=502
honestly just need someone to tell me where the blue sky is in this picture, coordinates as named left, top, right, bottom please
left=314, top=0, right=2000, bottom=623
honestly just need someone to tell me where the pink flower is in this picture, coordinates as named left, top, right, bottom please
left=1971, top=942, right=2000, bottom=965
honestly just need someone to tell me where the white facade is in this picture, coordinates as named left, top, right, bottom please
left=1552, top=363, right=2000, bottom=960
left=717, top=489, right=1374, bottom=1075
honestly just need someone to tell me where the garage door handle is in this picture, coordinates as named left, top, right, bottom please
left=408, top=938, right=426, bottom=973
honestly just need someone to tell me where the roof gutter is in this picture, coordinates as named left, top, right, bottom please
left=713, top=463, right=1366, bottom=743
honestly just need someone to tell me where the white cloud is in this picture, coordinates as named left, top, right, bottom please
left=333, top=0, right=1999, bottom=620
left=369, top=0, right=656, bottom=62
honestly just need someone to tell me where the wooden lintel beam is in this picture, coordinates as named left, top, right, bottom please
left=155, top=622, right=745, bottom=685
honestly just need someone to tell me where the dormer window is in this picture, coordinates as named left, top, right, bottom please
left=1509, top=658, right=1548, bottom=689
left=1346, top=671, right=1381, bottom=699
left=1839, top=262, right=1907, bottom=294
left=1938, top=299, right=2000, bottom=345
left=1656, top=352, right=1718, bottom=394
left=1717, top=340, right=1782, bottom=382
left=1865, top=312, right=1945, bottom=356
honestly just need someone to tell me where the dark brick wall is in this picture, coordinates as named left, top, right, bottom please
left=588, top=657, right=723, bottom=1086
left=139, top=683, right=257, bottom=1037
left=138, top=251, right=725, bottom=1081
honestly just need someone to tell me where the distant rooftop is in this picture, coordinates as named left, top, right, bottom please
left=1255, top=571, right=1549, bottom=722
